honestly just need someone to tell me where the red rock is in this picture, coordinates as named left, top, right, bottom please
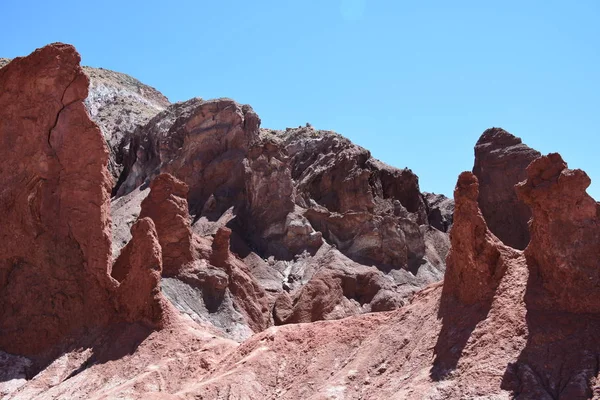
left=137, top=174, right=272, bottom=336
left=272, top=248, right=405, bottom=325
left=473, top=127, right=541, bottom=249
left=243, top=139, right=323, bottom=259
left=423, top=192, right=454, bottom=232
left=116, top=98, right=260, bottom=217
left=139, top=173, right=195, bottom=276
left=0, top=43, right=116, bottom=355
left=516, top=153, right=600, bottom=313
left=114, top=217, right=169, bottom=327
left=6, top=46, right=600, bottom=399
left=211, top=227, right=271, bottom=332
left=443, top=172, right=520, bottom=304
left=0, top=43, right=169, bottom=356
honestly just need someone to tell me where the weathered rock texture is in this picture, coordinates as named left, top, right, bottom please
left=473, top=127, right=541, bottom=249
left=424, top=192, right=454, bottom=232
left=133, top=173, right=272, bottom=340
left=112, top=104, right=450, bottom=327
left=83, top=65, right=170, bottom=183
left=517, top=153, right=600, bottom=313
left=116, top=97, right=260, bottom=214
left=6, top=42, right=600, bottom=400
left=113, top=217, right=167, bottom=327
left=0, top=56, right=170, bottom=184
left=13, top=151, right=600, bottom=399
left=139, top=173, right=195, bottom=276
left=0, top=43, right=168, bottom=356
left=443, top=172, right=520, bottom=304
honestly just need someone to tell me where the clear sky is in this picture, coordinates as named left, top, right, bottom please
left=2, top=0, right=599, bottom=198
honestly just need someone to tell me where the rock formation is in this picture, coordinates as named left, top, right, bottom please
left=5, top=42, right=600, bottom=399
left=111, top=102, right=450, bottom=327
left=113, top=217, right=167, bottom=327
left=83, top=65, right=170, bottom=183
left=0, top=57, right=170, bottom=184
left=116, top=97, right=260, bottom=213
left=139, top=173, right=195, bottom=276
left=0, top=43, right=115, bottom=355
left=0, top=43, right=168, bottom=356
left=473, top=127, right=541, bottom=249
left=516, top=153, right=600, bottom=313
left=131, top=172, right=272, bottom=339
left=443, top=172, right=520, bottom=304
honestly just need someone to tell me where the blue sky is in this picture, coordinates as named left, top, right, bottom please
left=2, top=0, right=599, bottom=198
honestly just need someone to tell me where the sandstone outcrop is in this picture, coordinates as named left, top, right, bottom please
left=0, top=57, right=170, bottom=184
left=272, top=247, right=406, bottom=325
left=0, top=43, right=168, bottom=357
left=243, top=138, right=323, bottom=259
left=133, top=173, right=272, bottom=339
left=113, top=217, right=168, bottom=327
left=111, top=104, right=450, bottom=326
left=139, top=173, right=195, bottom=276
left=270, top=127, right=434, bottom=270
left=516, top=153, right=600, bottom=313
left=0, top=43, right=115, bottom=355
left=6, top=42, right=600, bottom=400
left=443, top=172, right=520, bottom=304
left=473, top=127, right=541, bottom=249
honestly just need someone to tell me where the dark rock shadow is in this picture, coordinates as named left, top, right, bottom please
left=25, top=322, right=153, bottom=383
left=500, top=277, right=600, bottom=400
left=429, top=291, right=494, bottom=381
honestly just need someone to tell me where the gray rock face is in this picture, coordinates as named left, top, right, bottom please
left=89, top=71, right=452, bottom=332
left=424, top=192, right=454, bottom=232
left=116, top=98, right=259, bottom=214
left=110, top=103, right=451, bottom=329
left=83, top=66, right=170, bottom=184
left=473, top=127, right=541, bottom=249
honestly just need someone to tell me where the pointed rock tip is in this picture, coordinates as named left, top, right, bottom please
left=476, top=127, right=523, bottom=147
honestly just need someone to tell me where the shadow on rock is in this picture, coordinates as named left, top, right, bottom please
left=26, top=322, right=153, bottom=382
left=500, top=278, right=600, bottom=399
left=430, top=293, right=494, bottom=381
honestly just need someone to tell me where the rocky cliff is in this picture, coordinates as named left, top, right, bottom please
left=108, top=95, right=451, bottom=333
left=0, top=43, right=171, bottom=358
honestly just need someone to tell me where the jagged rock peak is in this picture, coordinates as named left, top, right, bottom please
left=476, top=126, right=525, bottom=147
left=114, top=217, right=169, bottom=327
left=473, top=127, right=541, bottom=250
